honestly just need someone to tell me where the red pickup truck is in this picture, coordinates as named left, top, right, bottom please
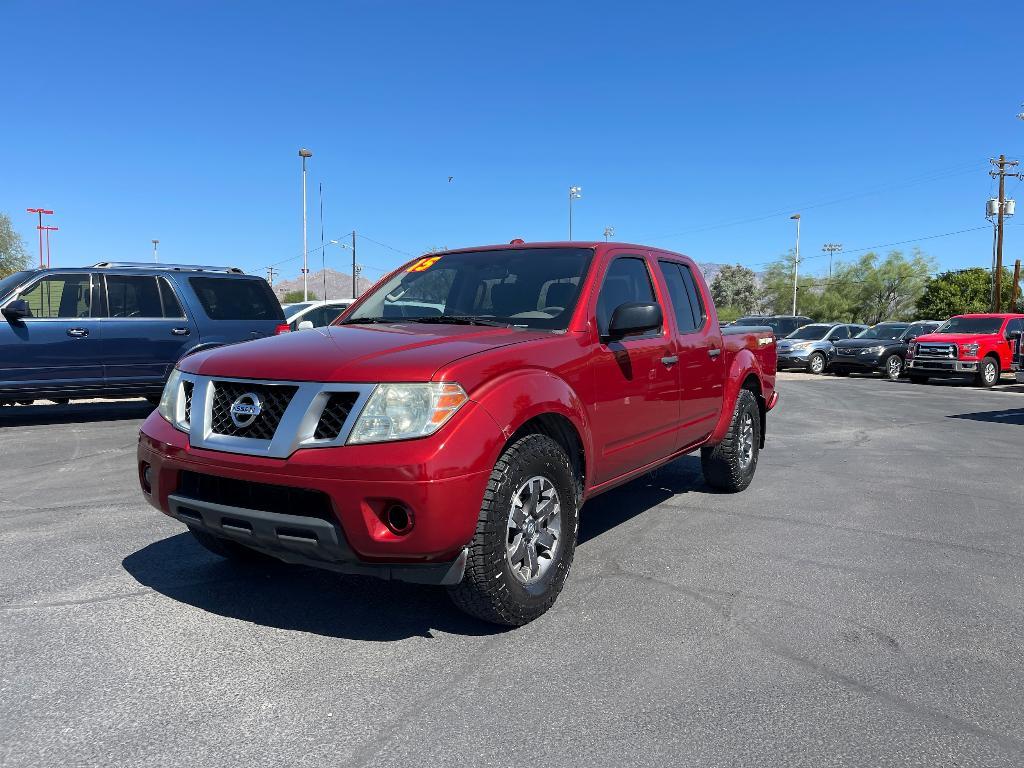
left=137, top=242, right=777, bottom=625
left=906, top=313, right=1024, bottom=387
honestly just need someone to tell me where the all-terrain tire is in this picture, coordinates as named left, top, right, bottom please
left=188, top=526, right=277, bottom=564
left=701, top=389, right=760, bottom=493
left=975, top=356, right=999, bottom=388
left=448, top=433, right=579, bottom=627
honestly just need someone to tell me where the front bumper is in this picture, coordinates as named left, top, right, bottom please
left=137, top=401, right=504, bottom=585
left=830, top=352, right=884, bottom=371
left=777, top=350, right=812, bottom=368
left=907, top=359, right=979, bottom=377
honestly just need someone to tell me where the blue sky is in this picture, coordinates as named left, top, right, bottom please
left=3, top=1, right=1023, bottom=282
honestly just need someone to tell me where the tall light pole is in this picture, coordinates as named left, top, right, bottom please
left=568, top=185, right=582, bottom=239
left=821, top=242, right=842, bottom=279
left=603, top=226, right=615, bottom=242
left=26, top=208, right=54, bottom=268
left=41, top=226, right=58, bottom=268
left=790, top=214, right=801, bottom=316
left=299, top=148, right=313, bottom=300
left=152, top=239, right=160, bottom=263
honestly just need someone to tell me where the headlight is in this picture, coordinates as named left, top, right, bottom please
left=157, top=368, right=187, bottom=431
left=862, top=345, right=885, bottom=354
left=348, top=382, right=468, bottom=444
left=790, top=342, right=810, bottom=350
left=960, top=343, right=979, bottom=357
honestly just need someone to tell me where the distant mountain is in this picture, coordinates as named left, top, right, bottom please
left=272, top=268, right=374, bottom=301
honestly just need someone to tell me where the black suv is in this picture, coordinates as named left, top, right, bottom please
left=830, top=320, right=942, bottom=380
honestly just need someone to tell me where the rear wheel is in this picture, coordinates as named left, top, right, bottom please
left=701, top=389, right=760, bottom=493
left=808, top=352, right=826, bottom=375
left=448, top=433, right=579, bottom=626
left=884, top=354, right=904, bottom=381
left=975, top=356, right=999, bottom=388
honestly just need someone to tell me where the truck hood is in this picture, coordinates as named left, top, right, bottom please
left=179, top=323, right=550, bottom=383
left=913, top=332, right=998, bottom=344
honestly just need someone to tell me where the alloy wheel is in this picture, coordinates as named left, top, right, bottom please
left=738, top=412, right=755, bottom=470
left=506, top=476, right=562, bottom=584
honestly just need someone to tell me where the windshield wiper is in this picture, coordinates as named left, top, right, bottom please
left=339, top=317, right=391, bottom=325
left=404, top=316, right=510, bottom=327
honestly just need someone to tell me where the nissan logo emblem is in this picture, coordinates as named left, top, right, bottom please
left=229, top=392, right=263, bottom=428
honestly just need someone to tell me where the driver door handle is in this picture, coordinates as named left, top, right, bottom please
left=707, top=348, right=722, bottom=358
left=660, top=355, right=679, bottom=366
left=171, top=328, right=190, bottom=336
left=66, top=328, right=89, bottom=338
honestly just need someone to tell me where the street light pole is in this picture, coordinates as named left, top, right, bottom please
left=152, top=239, right=160, bottom=263
left=790, top=214, right=801, bottom=316
left=821, top=242, right=842, bottom=279
left=41, top=226, right=58, bottom=268
left=26, top=208, right=54, bottom=268
left=299, top=148, right=313, bottom=301
left=568, top=186, right=582, bottom=239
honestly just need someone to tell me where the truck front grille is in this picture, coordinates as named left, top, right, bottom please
left=209, top=381, right=298, bottom=439
left=314, top=393, right=360, bottom=440
left=176, top=470, right=336, bottom=523
left=915, top=343, right=956, bottom=359
left=182, top=380, right=194, bottom=424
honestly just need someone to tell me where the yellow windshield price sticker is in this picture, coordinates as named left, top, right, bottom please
left=408, top=256, right=441, bottom=272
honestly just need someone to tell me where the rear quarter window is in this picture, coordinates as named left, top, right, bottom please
left=188, top=277, right=284, bottom=321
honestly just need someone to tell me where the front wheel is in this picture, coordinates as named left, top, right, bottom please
left=448, top=434, right=579, bottom=626
left=808, top=352, right=826, bottom=375
left=701, top=389, right=760, bottom=493
left=975, top=357, right=999, bottom=388
left=884, top=354, right=904, bottom=381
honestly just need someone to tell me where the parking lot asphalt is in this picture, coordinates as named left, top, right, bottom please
left=2, top=373, right=1024, bottom=768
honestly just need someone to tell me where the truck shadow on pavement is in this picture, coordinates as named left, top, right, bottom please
left=122, top=456, right=708, bottom=640
left=948, top=409, right=1024, bottom=425
left=0, top=401, right=153, bottom=427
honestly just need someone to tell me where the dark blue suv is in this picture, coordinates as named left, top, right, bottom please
left=0, top=263, right=287, bottom=406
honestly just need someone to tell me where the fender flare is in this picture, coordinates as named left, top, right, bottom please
left=708, top=347, right=766, bottom=445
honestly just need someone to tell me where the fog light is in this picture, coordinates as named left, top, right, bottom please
left=140, top=462, right=153, bottom=494
left=384, top=504, right=414, bottom=535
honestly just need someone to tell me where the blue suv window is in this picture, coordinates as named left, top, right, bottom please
left=189, top=277, right=284, bottom=321
left=106, top=275, right=164, bottom=318
left=19, top=274, right=93, bottom=318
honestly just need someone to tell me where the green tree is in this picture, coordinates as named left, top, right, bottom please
left=848, top=249, right=934, bottom=324
left=710, top=264, right=759, bottom=316
left=282, top=290, right=317, bottom=303
left=0, top=212, right=30, bottom=278
left=915, top=267, right=1020, bottom=319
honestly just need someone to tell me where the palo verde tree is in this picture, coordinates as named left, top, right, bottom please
left=282, top=290, right=317, bottom=303
left=710, top=264, right=760, bottom=316
left=915, top=267, right=1021, bottom=319
left=0, top=212, right=30, bottom=278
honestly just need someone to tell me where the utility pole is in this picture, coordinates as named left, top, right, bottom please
left=299, top=148, right=313, bottom=301
left=821, top=242, right=842, bottom=279
left=26, top=208, right=54, bottom=268
left=989, top=154, right=1020, bottom=312
left=41, top=226, right=58, bottom=268
left=790, top=214, right=801, bottom=315
left=152, top=239, right=160, bottom=263
left=351, top=230, right=357, bottom=298
left=266, top=266, right=279, bottom=286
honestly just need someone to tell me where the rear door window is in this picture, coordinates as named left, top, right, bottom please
left=597, top=257, right=661, bottom=337
left=105, top=275, right=163, bottom=318
left=189, top=277, right=285, bottom=321
left=158, top=278, right=185, bottom=318
left=658, top=260, right=706, bottom=333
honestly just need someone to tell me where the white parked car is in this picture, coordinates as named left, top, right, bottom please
left=283, top=299, right=353, bottom=331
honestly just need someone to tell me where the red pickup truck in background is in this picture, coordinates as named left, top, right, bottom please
left=137, top=242, right=777, bottom=625
left=907, top=313, right=1024, bottom=387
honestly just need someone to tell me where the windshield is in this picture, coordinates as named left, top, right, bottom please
left=900, top=322, right=938, bottom=341
left=343, top=247, right=594, bottom=330
left=856, top=323, right=909, bottom=340
left=786, top=324, right=831, bottom=340
left=935, top=316, right=1004, bottom=335
left=284, top=302, right=316, bottom=318
left=0, top=271, right=33, bottom=300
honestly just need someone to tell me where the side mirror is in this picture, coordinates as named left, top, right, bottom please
left=297, top=320, right=314, bottom=331
left=606, top=302, right=662, bottom=339
left=2, top=299, right=30, bottom=322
